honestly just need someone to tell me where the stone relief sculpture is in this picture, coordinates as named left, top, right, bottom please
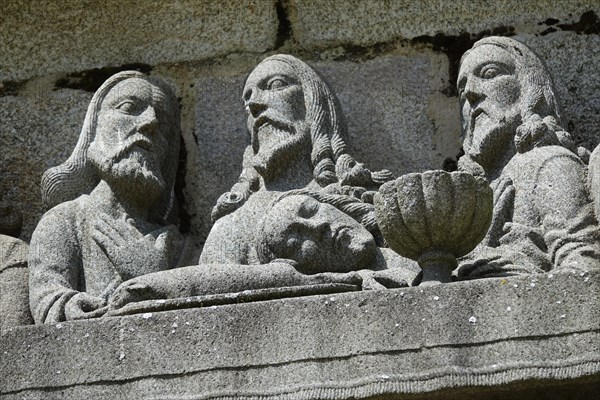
left=202, top=54, right=395, bottom=265
left=106, top=190, right=418, bottom=314
left=103, top=57, right=420, bottom=314
left=28, top=71, right=186, bottom=324
left=452, top=36, right=600, bottom=278
left=0, top=202, right=32, bottom=327
left=17, top=40, right=600, bottom=323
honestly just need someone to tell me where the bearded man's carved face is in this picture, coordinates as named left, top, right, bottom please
left=88, top=78, right=173, bottom=194
left=242, top=60, right=311, bottom=178
left=457, top=45, right=523, bottom=166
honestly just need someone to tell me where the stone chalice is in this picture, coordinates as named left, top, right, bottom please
left=374, top=171, right=492, bottom=286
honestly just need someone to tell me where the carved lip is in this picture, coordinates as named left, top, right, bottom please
left=253, top=116, right=293, bottom=135
left=126, top=134, right=154, bottom=152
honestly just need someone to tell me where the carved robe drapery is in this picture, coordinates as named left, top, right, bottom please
left=458, top=146, right=600, bottom=278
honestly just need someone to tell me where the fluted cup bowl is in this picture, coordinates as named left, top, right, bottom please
left=374, top=170, right=493, bottom=286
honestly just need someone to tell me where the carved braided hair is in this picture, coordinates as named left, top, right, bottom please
left=41, top=71, right=181, bottom=224
left=212, top=55, right=394, bottom=221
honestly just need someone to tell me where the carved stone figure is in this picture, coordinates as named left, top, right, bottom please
left=28, top=71, right=185, bottom=324
left=202, top=54, right=394, bottom=265
left=106, top=191, right=417, bottom=313
left=455, top=36, right=600, bottom=278
left=254, top=192, right=417, bottom=281
left=0, top=202, right=33, bottom=327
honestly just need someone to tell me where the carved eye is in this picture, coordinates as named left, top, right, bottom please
left=297, top=201, right=319, bottom=219
left=115, top=100, right=140, bottom=114
left=480, top=65, right=502, bottom=79
left=267, top=78, right=288, bottom=90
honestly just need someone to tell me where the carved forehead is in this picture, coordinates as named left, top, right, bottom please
left=458, top=44, right=517, bottom=78
left=102, top=77, right=175, bottom=108
left=272, top=194, right=318, bottom=212
left=245, top=59, right=300, bottom=88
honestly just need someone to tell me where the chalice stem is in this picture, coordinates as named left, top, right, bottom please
left=418, top=250, right=457, bottom=286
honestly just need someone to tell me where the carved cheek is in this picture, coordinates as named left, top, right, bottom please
left=273, top=86, right=305, bottom=122
left=487, top=77, right=520, bottom=107
left=96, top=111, right=124, bottom=145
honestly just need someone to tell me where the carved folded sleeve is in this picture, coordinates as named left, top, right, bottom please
left=29, top=201, right=90, bottom=324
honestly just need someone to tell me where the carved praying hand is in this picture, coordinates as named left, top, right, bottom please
left=92, top=213, right=174, bottom=281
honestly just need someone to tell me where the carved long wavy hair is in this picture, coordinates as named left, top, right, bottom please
left=41, top=71, right=181, bottom=224
left=459, top=36, right=581, bottom=171
left=212, top=54, right=394, bottom=221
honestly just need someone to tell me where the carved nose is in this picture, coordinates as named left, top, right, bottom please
left=308, top=219, right=330, bottom=239
left=465, top=89, right=482, bottom=105
left=463, top=79, right=484, bottom=105
left=247, top=101, right=267, bottom=118
left=138, top=106, right=158, bottom=136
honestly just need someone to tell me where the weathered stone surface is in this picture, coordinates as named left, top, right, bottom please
left=28, top=72, right=185, bottom=324
left=2, top=270, right=599, bottom=398
left=456, top=36, right=600, bottom=279
left=288, top=1, right=597, bottom=47
left=191, top=73, right=249, bottom=242
left=191, top=52, right=461, bottom=244
left=201, top=55, right=397, bottom=269
left=375, top=171, right=492, bottom=285
left=520, top=32, right=600, bottom=150
left=0, top=234, right=32, bottom=328
left=317, top=55, right=461, bottom=175
left=0, top=0, right=278, bottom=81
left=0, top=87, right=92, bottom=242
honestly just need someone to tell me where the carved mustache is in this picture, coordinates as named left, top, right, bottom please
left=253, top=115, right=295, bottom=136
left=109, top=133, right=155, bottom=161
left=469, top=108, right=484, bottom=132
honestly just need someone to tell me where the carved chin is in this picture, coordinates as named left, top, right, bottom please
left=91, top=146, right=166, bottom=193
left=112, top=155, right=165, bottom=191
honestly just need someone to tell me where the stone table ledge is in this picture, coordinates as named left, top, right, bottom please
left=1, top=270, right=599, bottom=399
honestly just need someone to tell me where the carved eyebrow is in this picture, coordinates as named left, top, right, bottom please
left=260, top=73, right=299, bottom=88
left=106, top=94, right=146, bottom=107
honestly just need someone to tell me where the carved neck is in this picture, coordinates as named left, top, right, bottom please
left=478, top=147, right=516, bottom=182
left=90, top=180, right=157, bottom=221
left=260, top=151, right=316, bottom=192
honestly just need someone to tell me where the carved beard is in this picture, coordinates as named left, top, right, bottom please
left=464, top=111, right=521, bottom=169
left=88, top=140, right=166, bottom=197
left=252, top=123, right=310, bottom=180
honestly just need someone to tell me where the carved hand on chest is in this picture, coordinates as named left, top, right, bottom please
left=91, top=212, right=178, bottom=280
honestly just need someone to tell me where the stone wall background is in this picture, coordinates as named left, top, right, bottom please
left=1, top=1, right=599, bottom=259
